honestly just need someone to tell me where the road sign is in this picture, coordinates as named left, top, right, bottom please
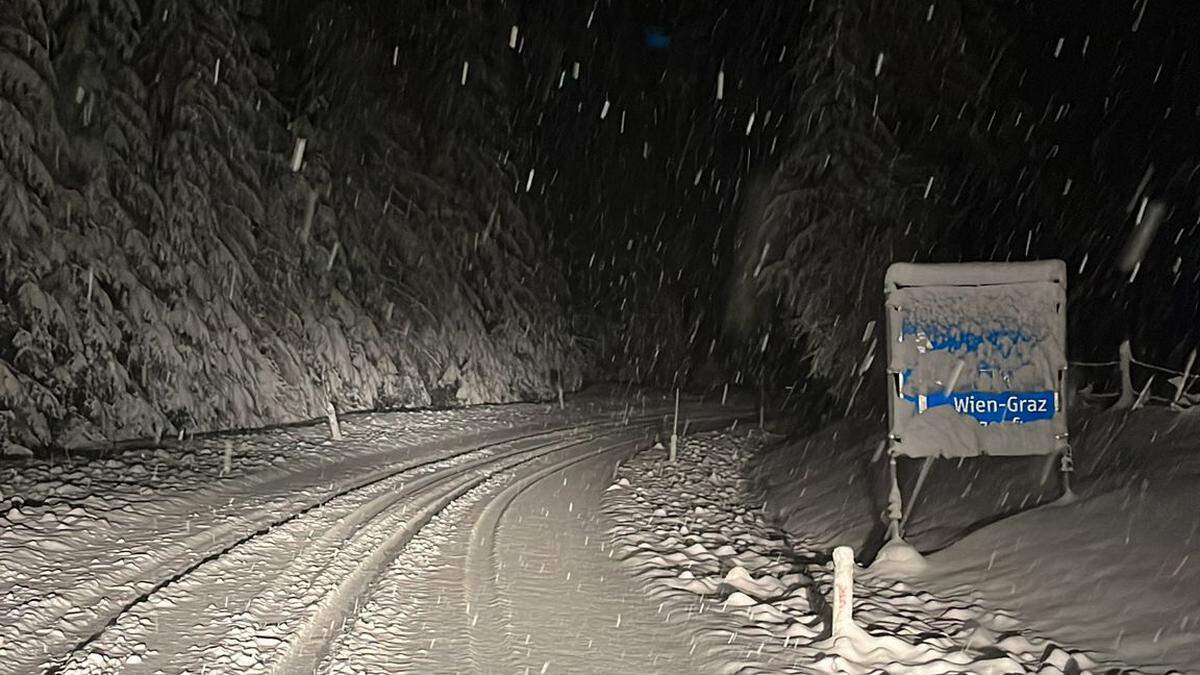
left=884, top=261, right=1068, bottom=458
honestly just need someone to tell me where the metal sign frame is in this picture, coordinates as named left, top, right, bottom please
left=880, top=260, right=1072, bottom=541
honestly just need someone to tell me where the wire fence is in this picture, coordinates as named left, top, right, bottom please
left=1069, top=340, right=1200, bottom=410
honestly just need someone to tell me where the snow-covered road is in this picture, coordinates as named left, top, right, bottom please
left=1, top=396, right=749, bottom=674
left=325, top=427, right=722, bottom=674
left=5, top=396, right=1146, bottom=674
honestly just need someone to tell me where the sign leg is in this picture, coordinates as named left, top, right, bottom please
left=1058, top=444, right=1075, bottom=502
left=886, top=453, right=904, bottom=540
left=901, top=456, right=934, bottom=530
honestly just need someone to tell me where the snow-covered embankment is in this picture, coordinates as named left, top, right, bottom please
left=604, top=430, right=1101, bottom=673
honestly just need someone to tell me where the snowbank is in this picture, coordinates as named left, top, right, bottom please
left=918, top=408, right=1200, bottom=671
left=754, top=405, right=1200, bottom=671
left=604, top=431, right=1096, bottom=673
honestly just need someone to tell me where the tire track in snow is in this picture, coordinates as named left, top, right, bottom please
left=461, top=431, right=650, bottom=673
left=456, top=412, right=753, bottom=674
left=274, top=433, right=609, bottom=674
left=251, top=434, right=572, bottom=626
left=43, top=416, right=661, bottom=675
left=313, top=411, right=751, bottom=674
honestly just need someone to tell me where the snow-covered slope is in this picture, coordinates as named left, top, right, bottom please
left=918, top=409, right=1200, bottom=670
left=605, top=430, right=1103, bottom=673
left=754, top=406, right=1200, bottom=671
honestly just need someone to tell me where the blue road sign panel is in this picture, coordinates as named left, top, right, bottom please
left=903, top=390, right=1056, bottom=425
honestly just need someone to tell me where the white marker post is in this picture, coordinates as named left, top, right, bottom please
left=327, top=399, right=343, bottom=441
left=668, top=388, right=679, bottom=463
left=832, top=546, right=857, bottom=638
left=1116, top=339, right=1134, bottom=408
left=290, top=137, right=307, bottom=172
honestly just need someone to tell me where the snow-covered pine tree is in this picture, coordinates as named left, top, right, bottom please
left=286, top=0, right=580, bottom=406
left=1, top=0, right=102, bottom=450
left=758, top=0, right=918, bottom=409
left=0, top=0, right=579, bottom=453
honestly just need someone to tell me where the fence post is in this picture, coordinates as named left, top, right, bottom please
left=1173, top=348, right=1196, bottom=407
left=1132, top=375, right=1155, bottom=410
left=1115, top=340, right=1134, bottom=409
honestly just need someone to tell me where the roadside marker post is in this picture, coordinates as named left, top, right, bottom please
left=669, top=388, right=679, bottom=463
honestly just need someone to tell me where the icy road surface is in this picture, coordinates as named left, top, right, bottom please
left=0, top=395, right=749, bottom=674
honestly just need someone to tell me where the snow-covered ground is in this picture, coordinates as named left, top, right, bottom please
left=0, top=390, right=751, bottom=673
left=7, top=390, right=1189, bottom=673
left=754, top=405, right=1200, bottom=673
left=604, top=430, right=1105, bottom=674
left=918, top=408, right=1200, bottom=672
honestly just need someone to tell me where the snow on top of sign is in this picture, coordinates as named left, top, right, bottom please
left=889, top=281, right=1065, bottom=388
left=885, top=260, right=1066, bottom=290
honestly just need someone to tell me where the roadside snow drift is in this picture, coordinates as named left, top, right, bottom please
left=754, top=406, right=1200, bottom=672
left=604, top=430, right=1100, bottom=673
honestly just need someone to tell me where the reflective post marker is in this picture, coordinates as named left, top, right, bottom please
left=669, top=388, right=679, bottom=463
left=832, top=546, right=856, bottom=637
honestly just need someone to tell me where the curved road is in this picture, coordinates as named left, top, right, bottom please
left=29, top=408, right=746, bottom=674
